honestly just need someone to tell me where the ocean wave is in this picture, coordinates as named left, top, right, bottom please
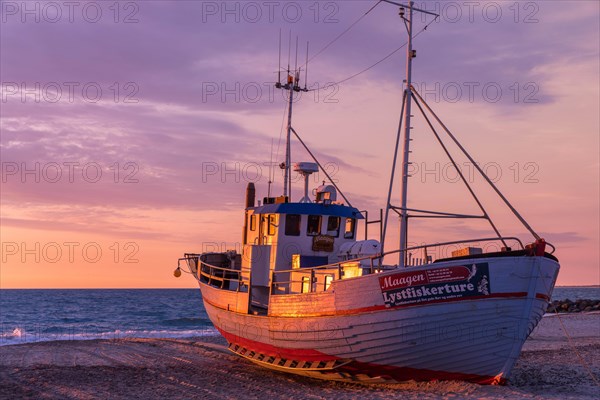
left=60, top=317, right=94, bottom=324
left=0, top=327, right=26, bottom=339
left=42, top=326, right=74, bottom=334
left=162, top=317, right=210, bottom=327
left=0, top=326, right=219, bottom=347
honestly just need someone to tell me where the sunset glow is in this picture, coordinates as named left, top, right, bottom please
left=1, top=1, right=598, bottom=288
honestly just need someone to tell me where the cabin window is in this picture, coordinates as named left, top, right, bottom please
left=307, top=215, right=322, bottom=236
left=324, top=274, right=334, bottom=291
left=327, top=216, right=340, bottom=237
left=285, top=214, right=301, bottom=236
left=267, top=214, right=277, bottom=236
left=301, top=276, right=311, bottom=293
left=249, top=214, right=256, bottom=231
left=344, top=218, right=356, bottom=239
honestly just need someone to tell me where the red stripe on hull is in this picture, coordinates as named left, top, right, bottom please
left=218, top=326, right=506, bottom=385
left=217, top=327, right=338, bottom=362
left=536, top=293, right=550, bottom=301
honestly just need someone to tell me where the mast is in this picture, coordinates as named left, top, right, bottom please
left=381, top=2, right=536, bottom=266
left=398, top=2, right=414, bottom=268
left=284, top=75, right=294, bottom=199
left=380, top=1, right=438, bottom=266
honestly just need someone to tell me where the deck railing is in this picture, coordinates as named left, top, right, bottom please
left=181, top=237, right=555, bottom=296
left=271, top=236, right=528, bottom=296
left=178, top=254, right=249, bottom=291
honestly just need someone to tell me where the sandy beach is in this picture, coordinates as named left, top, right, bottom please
left=1, top=313, right=598, bottom=400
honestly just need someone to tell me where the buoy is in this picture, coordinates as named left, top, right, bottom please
left=173, top=267, right=181, bottom=278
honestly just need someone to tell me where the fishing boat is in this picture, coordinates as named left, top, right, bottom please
left=175, top=1, right=559, bottom=385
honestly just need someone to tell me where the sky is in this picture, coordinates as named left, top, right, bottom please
left=1, top=0, right=598, bottom=288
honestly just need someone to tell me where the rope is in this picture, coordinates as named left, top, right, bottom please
left=553, top=309, right=600, bottom=386
left=540, top=274, right=600, bottom=386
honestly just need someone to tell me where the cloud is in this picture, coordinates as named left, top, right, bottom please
left=1, top=1, right=598, bottom=286
left=539, top=231, right=587, bottom=244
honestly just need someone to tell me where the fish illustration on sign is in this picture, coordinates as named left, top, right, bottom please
left=468, top=264, right=477, bottom=281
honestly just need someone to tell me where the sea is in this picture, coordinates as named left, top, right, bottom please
left=0, top=289, right=215, bottom=346
left=1, top=287, right=598, bottom=347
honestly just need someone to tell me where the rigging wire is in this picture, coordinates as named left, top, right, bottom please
left=303, top=0, right=383, bottom=67
left=273, top=1, right=381, bottom=78
left=309, top=16, right=438, bottom=91
left=290, top=127, right=353, bottom=208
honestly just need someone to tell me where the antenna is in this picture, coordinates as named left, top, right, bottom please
left=274, top=32, right=310, bottom=200
left=304, top=42, right=309, bottom=90
left=277, top=29, right=282, bottom=87
left=287, top=30, right=291, bottom=73
left=294, top=36, right=299, bottom=88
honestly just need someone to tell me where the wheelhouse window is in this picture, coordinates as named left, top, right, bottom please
left=307, top=215, right=322, bottom=236
left=267, top=214, right=277, bottom=236
left=285, top=214, right=301, bottom=236
left=327, top=216, right=340, bottom=237
left=344, top=218, right=356, bottom=239
left=324, top=274, right=334, bottom=291
left=249, top=214, right=256, bottom=231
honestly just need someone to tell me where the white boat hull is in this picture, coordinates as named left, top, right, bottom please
left=197, top=254, right=559, bottom=384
